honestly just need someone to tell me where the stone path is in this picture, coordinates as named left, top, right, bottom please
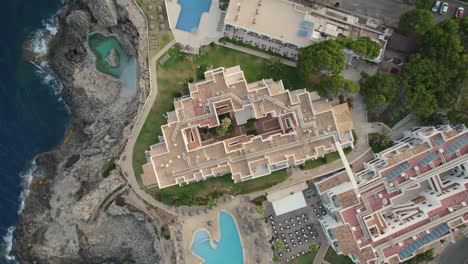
left=117, top=0, right=177, bottom=216
left=313, top=243, right=329, bottom=264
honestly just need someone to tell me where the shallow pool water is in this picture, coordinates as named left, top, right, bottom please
left=87, top=32, right=137, bottom=92
left=191, top=211, right=244, bottom=264
left=176, top=0, right=212, bottom=32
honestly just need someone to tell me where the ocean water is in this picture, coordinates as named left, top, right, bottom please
left=0, top=0, right=69, bottom=263
left=191, top=211, right=244, bottom=264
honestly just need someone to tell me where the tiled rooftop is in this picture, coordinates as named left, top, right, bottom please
left=143, top=66, right=354, bottom=188
left=316, top=125, right=468, bottom=263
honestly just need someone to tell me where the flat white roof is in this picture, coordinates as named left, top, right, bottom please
left=225, top=0, right=315, bottom=47
left=271, top=192, right=307, bottom=216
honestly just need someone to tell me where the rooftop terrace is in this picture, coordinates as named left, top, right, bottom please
left=142, top=66, right=354, bottom=188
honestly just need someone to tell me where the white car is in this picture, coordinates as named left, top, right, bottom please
left=432, top=1, right=441, bottom=12
left=440, top=2, right=449, bottom=14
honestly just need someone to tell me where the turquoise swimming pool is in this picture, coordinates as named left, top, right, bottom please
left=191, top=211, right=244, bottom=264
left=176, top=0, right=211, bottom=32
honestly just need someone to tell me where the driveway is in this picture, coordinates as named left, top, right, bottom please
left=333, top=0, right=413, bottom=26
left=332, top=0, right=467, bottom=26
left=433, top=0, right=468, bottom=23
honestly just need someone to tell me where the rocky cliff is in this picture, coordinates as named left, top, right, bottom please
left=12, top=0, right=161, bottom=263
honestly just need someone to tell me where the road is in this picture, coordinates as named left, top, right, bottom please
left=433, top=0, right=468, bottom=23
left=333, top=0, right=467, bottom=26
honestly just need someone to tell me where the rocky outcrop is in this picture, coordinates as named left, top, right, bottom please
left=12, top=0, right=158, bottom=263
left=106, top=49, right=120, bottom=67
left=83, top=0, right=119, bottom=27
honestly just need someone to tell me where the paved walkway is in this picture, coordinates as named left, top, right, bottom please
left=117, top=2, right=381, bottom=216
left=217, top=42, right=297, bottom=67
left=117, top=35, right=177, bottom=215
left=313, top=243, right=329, bottom=264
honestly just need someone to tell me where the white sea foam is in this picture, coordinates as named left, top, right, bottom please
left=3, top=226, right=16, bottom=262
left=29, top=14, right=70, bottom=112
left=2, top=12, right=64, bottom=264
left=2, top=158, right=39, bottom=262
left=17, top=159, right=38, bottom=214
left=31, top=60, right=64, bottom=97
left=30, top=15, right=58, bottom=56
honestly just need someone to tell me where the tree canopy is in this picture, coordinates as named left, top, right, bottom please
left=360, top=74, right=398, bottom=111
left=400, top=19, right=467, bottom=118
left=217, top=117, right=232, bottom=136
left=337, top=37, right=381, bottom=59
left=415, top=0, right=434, bottom=9
left=298, top=39, right=345, bottom=78
left=316, top=74, right=359, bottom=96
left=399, top=9, right=434, bottom=38
left=266, top=57, right=285, bottom=81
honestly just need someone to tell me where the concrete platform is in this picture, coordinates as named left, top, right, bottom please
left=165, top=0, right=223, bottom=52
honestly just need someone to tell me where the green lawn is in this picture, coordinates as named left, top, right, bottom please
left=133, top=45, right=305, bottom=185
left=152, top=169, right=291, bottom=206
left=299, top=147, right=352, bottom=170
left=290, top=248, right=318, bottom=264
left=324, top=248, right=353, bottom=264
left=134, top=0, right=173, bottom=58
left=132, top=45, right=307, bottom=206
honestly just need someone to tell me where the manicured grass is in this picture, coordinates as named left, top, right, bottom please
left=290, top=249, right=318, bottom=264
left=324, top=248, right=353, bottom=264
left=133, top=45, right=305, bottom=184
left=135, top=0, right=173, bottom=57
left=151, top=169, right=291, bottom=206
left=299, top=147, right=352, bottom=170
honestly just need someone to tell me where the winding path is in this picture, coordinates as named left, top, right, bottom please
left=117, top=1, right=177, bottom=215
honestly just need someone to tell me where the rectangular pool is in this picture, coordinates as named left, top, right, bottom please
left=176, top=0, right=212, bottom=32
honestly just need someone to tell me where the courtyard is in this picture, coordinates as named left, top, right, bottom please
left=132, top=44, right=306, bottom=204
left=264, top=187, right=325, bottom=263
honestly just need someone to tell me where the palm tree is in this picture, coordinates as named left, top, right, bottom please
left=266, top=57, right=284, bottom=81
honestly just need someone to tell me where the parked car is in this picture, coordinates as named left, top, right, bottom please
left=440, top=2, right=449, bottom=14
left=432, top=1, right=441, bottom=12
left=456, top=7, right=464, bottom=18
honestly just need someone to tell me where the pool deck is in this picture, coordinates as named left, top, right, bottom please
left=165, top=0, right=222, bottom=52
left=178, top=196, right=273, bottom=264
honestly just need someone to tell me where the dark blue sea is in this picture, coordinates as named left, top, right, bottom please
left=0, top=0, right=69, bottom=263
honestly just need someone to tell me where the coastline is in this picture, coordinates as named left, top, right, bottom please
left=10, top=0, right=164, bottom=263
left=1, top=9, right=67, bottom=262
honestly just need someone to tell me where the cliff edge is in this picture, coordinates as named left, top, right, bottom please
left=12, top=0, right=161, bottom=263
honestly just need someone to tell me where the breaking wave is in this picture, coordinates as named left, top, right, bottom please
left=2, top=14, right=67, bottom=263
left=1, top=158, right=38, bottom=263
left=30, top=15, right=58, bottom=56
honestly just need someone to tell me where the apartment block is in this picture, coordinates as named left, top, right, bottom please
left=223, top=0, right=389, bottom=61
left=141, top=66, right=354, bottom=188
left=315, top=125, right=468, bottom=263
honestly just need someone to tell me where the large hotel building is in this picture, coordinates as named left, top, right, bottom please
left=222, top=0, right=389, bottom=61
left=315, top=125, right=468, bottom=263
left=141, top=66, right=354, bottom=188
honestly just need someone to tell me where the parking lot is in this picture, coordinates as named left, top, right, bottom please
left=332, top=0, right=467, bottom=26
left=432, top=1, right=468, bottom=23
left=264, top=188, right=326, bottom=263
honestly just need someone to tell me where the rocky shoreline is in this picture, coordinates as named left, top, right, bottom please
left=12, top=0, right=162, bottom=263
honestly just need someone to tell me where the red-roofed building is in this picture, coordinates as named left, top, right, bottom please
left=314, top=125, right=468, bottom=263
